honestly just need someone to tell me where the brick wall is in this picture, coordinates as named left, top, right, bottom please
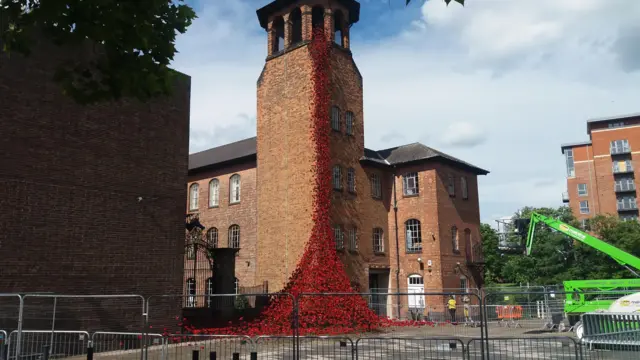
left=0, top=36, right=190, bottom=331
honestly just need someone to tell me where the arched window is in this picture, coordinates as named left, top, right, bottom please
left=332, top=165, right=342, bottom=190
left=209, top=179, right=219, bottom=207
left=405, top=219, right=422, bottom=253
left=452, top=226, right=459, bottom=252
left=205, top=277, right=214, bottom=307
left=373, top=227, right=384, bottom=253
left=272, top=16, right=285, bottom=53
left=331, top=106, right=341, bottom=131
left=290, top=8, right=302, bottom=45
left=345, top=111, right=354, bottom=135
left=334, top=10, right=345, bottom=46
left=186, top=278, right=196, bottom=307
left=311, top=6, right=324, bottom=34
left=228, top=224, right=240, bottom=248
left=230, top=174, right=241, bottom=203
left=189, top=183, right=199, bottom=211
left=206, top=227, right=218, bottom=248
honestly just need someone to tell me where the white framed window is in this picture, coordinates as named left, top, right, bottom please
left=577, top=183, right=588, bottom=196
left=229, top=174, right=241, bottom=203
left=206, top=277, right=214, bottom=307
left=403, top=172, right=419, bottom=196
left=347, top=167, right=356, bottom=193
left=615, top=177, right=635, bottom=192
left=333, top=225, right=344, bottom=250
left=407, top=274, right=425, bottom=309
left=610, top=139, right=630, bottom=154
left=405, top=219, right=422, bottom=253
left=452, top=225, right=459, bottom=252
left=460, top=276, right=469, bottom=293
left=206, top=228, right=218, bottom=248
left=209, top=179, right=220, bottom=207
left=581, top=219, right=591, bottom=230
left=186, top=278, right=196, bottom=307
left=448, top=174, right=455, bottom=196
left=617, top=196, right=637, bottom=211
left=609, top=122, right=625, bottom=128
left=228, top=224, right=240, bottom=248
left=461, top=176, right=468, bottom=199
left=333, top=165, right=343, bottom=190
left=345, top=111, right=354, bottom=135
left=189, top=183, right=199, bottom=211
left=370, top=173, right=382, bottom=199
left=613, top=160, right=633, bottom=174
left=579, top=200, right=590, bottom=214
left=620, top=214, right=638, bottom=222
left=348, top=227, right=358, bottom=251
left=186, top=243, right=195, bottom=260
left=234, top=278, right=240, bottom=294
left=331, top=106, right=341, bottom=131
left=373, top=228, right=384, bottom=253
left=565, top=149, right=575, bottom=177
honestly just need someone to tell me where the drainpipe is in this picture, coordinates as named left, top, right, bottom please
left=392, top=168, right=401, bottom=318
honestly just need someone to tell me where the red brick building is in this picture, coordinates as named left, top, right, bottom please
left=185, top=0, right=488, bottom=317
left=0, top=35, right=190, bottom=331
left=561, top=113, right=640, bottom=225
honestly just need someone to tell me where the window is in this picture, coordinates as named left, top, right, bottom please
left=331, top=106, right=341, bottom=131
left=229, top=174, right=241, bottom=203
left=209, top=179, right=220, bottom=207
left=189, top=183, right=199, bottom=211
left=407, top=275, right=425, bottom=309
left=464, top=228, right=471, bottom=252
left=405, top=219, right=422, bottom=253
left=403, top=172, right=419, bottom=196
left=347, top=167, right=356, bottom=193
left=345, top=111, right=354, bottom=135
left=461, top=176, right=468, bottom=199
left=448, top=175, right=455, bottom=196
left=617, top=196, right=637, bottom=211
left=577, top=183, right=588, bottom=196
left=460, top=276, right=469, bottom=293
left=234, top=278, right=240, bottom=294
left=228, top=225, right=240, bottom=248
left=206, top=228, right=218, bottom=248
left=615, top=177, right=635, bottom=192
left=613, top=160, right=633, bottom=173
left=581, top=219, right=591, bottom=231
left=451, top=226, right=459, bottom=252
left=186, top=278, right=196, bottom=307
left=333, top=225, right=344, bottom=250
left=348, top=227, right=358, bottom=251
left=373, top=228, right=384, bottom=253
left=333, top=165, right=343, bottom=190
left=579, top=200, right=590, bottom=214
left=565, top=149, right=575, bottom=177
left=186, top=243, right=195, bottom=260
left=370, top=173, right=382, bottom=199
left=206, top=278, right=214, bottom=307
left=620, top=214, right=638, bottom=222
left=609, top=122, right=625, bottom=128
left=610, top=139, right=630, bottom=154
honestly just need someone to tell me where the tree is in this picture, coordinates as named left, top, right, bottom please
left=1, top=0, right=196, bottom=104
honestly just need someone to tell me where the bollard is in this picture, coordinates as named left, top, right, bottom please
left=192, top=350, right=199, bottom=360
left=42, top=345, right=50, bottom=360
left=250, top=352, right=257, bottom=360
left=209, top=351, right=216, bottom=360
left=232, top=353, right=239, bottom=360
left=86, top=346, right=94, bottom=360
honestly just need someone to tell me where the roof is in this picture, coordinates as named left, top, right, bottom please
left=586, top=112, right=640, bottom=134
left=559, top=140, right=592, bottom=154
left=256, top=0, right=360, bottom=30
left=189, top=137, right=489, bottom=175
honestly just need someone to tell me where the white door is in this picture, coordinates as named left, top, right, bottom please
left=408, top=275, right=425, bottom=309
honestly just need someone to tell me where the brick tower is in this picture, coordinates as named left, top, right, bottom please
left=255, top=0, right=365, bottom=291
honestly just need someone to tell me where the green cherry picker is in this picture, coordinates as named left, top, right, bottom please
left=513, top=212, right=640, bottom=338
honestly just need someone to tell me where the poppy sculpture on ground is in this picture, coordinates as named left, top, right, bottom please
left=173, top=27, right=436, bottom=337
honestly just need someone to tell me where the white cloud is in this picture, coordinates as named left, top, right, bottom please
left=173, top=0, right=640, bottom=223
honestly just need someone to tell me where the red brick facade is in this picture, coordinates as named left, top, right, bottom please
left=186, top=0, right=488, bottom=318
left=561, top=114, right=640, bottom=224
left=0, top=36, right=191, bottom=330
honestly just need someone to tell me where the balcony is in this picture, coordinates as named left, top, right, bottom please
left=613, top=162, right=634, bottom=174
left=617, top=200, right=638, bottom=211
left=562, top=192, right=570, bottom=203
left=611, top=146, right=631, bottom=155
left=614, top=182, right=636, bottom=193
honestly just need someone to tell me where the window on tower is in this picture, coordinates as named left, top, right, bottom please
left=290, top=8, right=302, bottom=45
left=311, top=6, right=324, bottom=34
left=334, top=10, right=345, bottom=47
left=272, top=16, right=285, bottom=53
left=331, top=106, right=341, bottom=131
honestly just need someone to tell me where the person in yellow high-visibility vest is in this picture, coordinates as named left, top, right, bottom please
left=447, top=295, right=457, bottom=323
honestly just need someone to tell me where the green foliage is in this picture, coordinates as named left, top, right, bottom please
left=481, top=206, right=640, bottom=287
left=1, top=0, right=196, bottom=104
left=234, top=294, right=250, bottom=310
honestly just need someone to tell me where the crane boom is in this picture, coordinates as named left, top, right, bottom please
left=524, top=212, right=640, bottom=277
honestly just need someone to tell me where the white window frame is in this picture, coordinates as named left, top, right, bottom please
left=209, top=179, right=220, bottom=207
left=228, top=224, right=240, bottom=248
left=452, top=225, right=459, bottom=252
left=565, top=149, right=575, bottom=177
left=617, top=196, right=638, bottom=211
left=333, top=225, right=344, bottom=250
left=373, top=228, right=384, bottom=253
left=189, top=183, right=199, bottom=211
left=461, top=176, right=468, bottom=199
left=403, top=172, right=419, bottom=196
left=331, top=106, right=341, bottom=131
left=348, top=227, right=358, bottom=251
left=609, top=122, right=625, bottom=129
left=347, top=167, right=356, bottom=193
left=345, top=111, right=354, bottom=135
left=407, top=275, right=425, bottom=309
left=370, top=173, right=381, bottom=199
left=206, top=228, right=218, bottom=248
left=229, top=174, right=241, bottom=203
left=405, top=219, right=422, bottom=253
left=615, top=177, right=635, bottom=192
left=610, top=139, right=630, bottom=154
left=333, top=165, right=343, bottom=190
left=186, top=278, right=196, bottom=307
left=206, top=278, right=214, bottom=307
left=460, top=276, right=469, bottom=294
left=577, top=183, right=588, bottom=197
left=579, top=200, right=590, bottom=214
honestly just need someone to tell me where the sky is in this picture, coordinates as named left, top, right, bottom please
left=172, top=0, right=640, bottom=225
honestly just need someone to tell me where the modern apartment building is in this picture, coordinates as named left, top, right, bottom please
left=561, top=113, right=640, bottom=225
